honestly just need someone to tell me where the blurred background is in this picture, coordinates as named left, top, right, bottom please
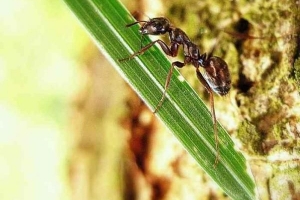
left=0, top=0, right=226, bottom=199
left=0, top=0, right=128, bottom=199
left=1, top=0, right=299, bottom=199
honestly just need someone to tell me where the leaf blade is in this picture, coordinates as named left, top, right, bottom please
left=64, top=0, right=257, bottom=199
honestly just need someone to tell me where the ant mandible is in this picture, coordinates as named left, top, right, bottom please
left=119, top=17, right=231, bottom=166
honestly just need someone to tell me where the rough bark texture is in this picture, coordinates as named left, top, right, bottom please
left=121, top=0, right=300, bottom=199
left=68, top=0, right=300, bottom=199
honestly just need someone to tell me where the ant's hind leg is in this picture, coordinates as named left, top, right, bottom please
left=154, top=61, right=185, bottom=113
left=195, top=68, right=219, bottom=167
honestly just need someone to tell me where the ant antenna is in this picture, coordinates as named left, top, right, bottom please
left=125, top=20, right=147, bottom=27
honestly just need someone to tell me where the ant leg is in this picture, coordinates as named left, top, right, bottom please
left=140, top=34, right=144, bottom=49
left=195, top=68, right=219, bottom=167
left=154, top=61, right=185, bottom=113
left=119, top=40, right=178, bottom=62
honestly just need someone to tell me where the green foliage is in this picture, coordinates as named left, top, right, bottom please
left=64, top=0, right=257, bottom=199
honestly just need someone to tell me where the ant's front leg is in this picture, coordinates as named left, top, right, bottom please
left=119, top=40, right=179, bottom=62
left=154, top=61, right=185, bottom=113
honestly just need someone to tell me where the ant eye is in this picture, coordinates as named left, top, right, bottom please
left=154, top=23, right=163, bottom=29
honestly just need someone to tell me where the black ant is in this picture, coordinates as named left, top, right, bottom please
left=119, top=17, right=231, bottom=166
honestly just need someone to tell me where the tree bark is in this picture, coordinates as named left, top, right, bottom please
left=122, top=0, right=300, bottom=199
left=68, top=0, right=300, bottom=199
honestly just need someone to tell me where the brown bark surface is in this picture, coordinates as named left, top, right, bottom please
left=68, top=0, right=300, bottom=199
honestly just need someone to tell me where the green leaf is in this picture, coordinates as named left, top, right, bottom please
left=64, top=0, right=257, bottom=199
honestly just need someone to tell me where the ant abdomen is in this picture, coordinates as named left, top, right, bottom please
left=203, top=56, right=231, bottom=96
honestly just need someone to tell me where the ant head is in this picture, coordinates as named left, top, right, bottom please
left=203, top=56, right=231, bottom=96
left=140, top=17, right=170, bottom=35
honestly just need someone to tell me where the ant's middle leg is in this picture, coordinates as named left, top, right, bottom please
left=154, top=61, right=185, bottom=113
left=119, top=40, right=179, bottom=62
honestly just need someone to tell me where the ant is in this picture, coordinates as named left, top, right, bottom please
left=119, top=17, right=231, bottom=166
